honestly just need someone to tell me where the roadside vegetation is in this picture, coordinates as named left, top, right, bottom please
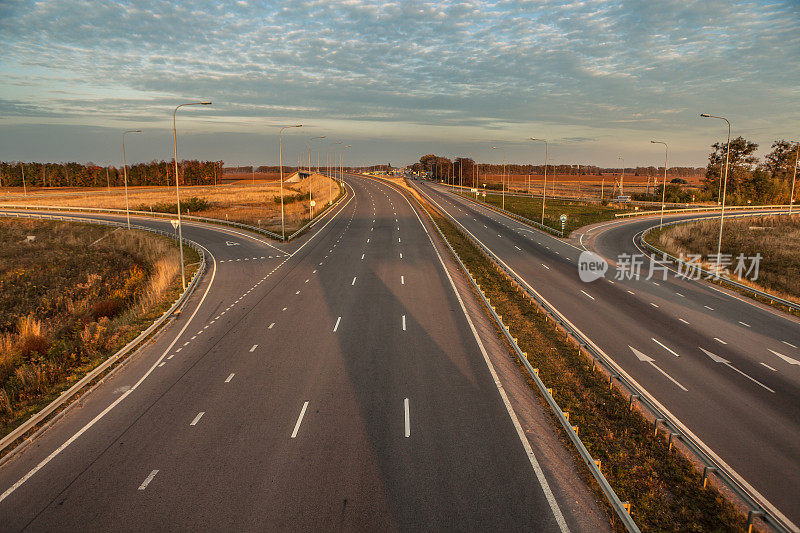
left=412, top=188, right=750, bottom=531
left=646, top=213, right=800, bottom=304
left=458, top=191, right=631, bottom=236
left=0, top=174, right=341, bottom=234
left=0, top=218, right=199, bottom=442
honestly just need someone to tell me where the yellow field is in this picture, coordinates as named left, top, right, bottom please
left=0, top=174, right=341, bottom=234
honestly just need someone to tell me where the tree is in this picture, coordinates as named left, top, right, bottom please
left=702, top=136, right=759, bottom=203
left=763, top=140, right=799, bottom=183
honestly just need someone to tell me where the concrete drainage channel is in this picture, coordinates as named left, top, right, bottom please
left=408, top=182, right=794, bottom=533
left=0, top=211, right=207, bottom=460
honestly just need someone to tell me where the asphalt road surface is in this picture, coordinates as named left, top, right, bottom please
left=414, top=180, right=800, bottom=530
left=0, top=177, right=578, bottom=531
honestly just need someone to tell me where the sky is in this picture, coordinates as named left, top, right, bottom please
left=1, top=0, right=798, bottom=168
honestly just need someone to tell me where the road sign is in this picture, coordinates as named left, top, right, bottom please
left=310, top=200, right=316, bottom=207
left=560, top=214, right=567, bottom=223
left=170, top=220, right=179, bottom=229
left=481, top=191, right=486, bottom=197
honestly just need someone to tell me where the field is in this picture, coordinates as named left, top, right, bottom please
left=646, top=214, right=800, bottom=303
left=460, top=191, right=632, bottom=235
left=0, top=173, right=341, bottom=235
left=0, top=218, right=198, bottom=439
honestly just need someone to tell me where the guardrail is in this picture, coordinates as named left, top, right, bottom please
left=442, top=182, right=693, bottom=209
left=615, top=203, right=794, bottom=218
left=411, top=184, right=793, bottom=533
left=639, top=214, right=800, bottom=314
left=441, top=188, right=565, bottom=237
left=0, top=211, right=207, bottom=456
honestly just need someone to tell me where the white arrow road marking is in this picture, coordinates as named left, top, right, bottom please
left=225, top=241, right=240, bottom=246
left=699, top=348, right=775, bottom=393
left=769, top=349, right=800, bottom=366
left=629, top=346, right=687, bottom=391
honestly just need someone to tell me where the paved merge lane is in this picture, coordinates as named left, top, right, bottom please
left=414, top=180, right=800, bottom=528
left=0, top=177, right=568, bottom=531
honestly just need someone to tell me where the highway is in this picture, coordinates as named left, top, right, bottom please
left=0, top=176, right=601, bottom=531
left=413, top=180, right=800, bottom=529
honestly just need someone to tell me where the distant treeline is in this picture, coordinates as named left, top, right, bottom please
left=223, top=165, right=370, bottom=175
left=411, top=155, right=704, bottom=178
left=0, top=160, right=224, bottom=188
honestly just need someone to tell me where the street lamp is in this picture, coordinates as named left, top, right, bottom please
left=530, top=138, right=548, bottom=225
left=650, top=141, right=669, bottom=228
left=122, top=129, right=142, bottom=229
left=307, top=136, right=326, bottom=220
left=328, top=141, right=342, bottom=206
left=492, top=146, right=506, bottom=210
left=618, top=156, right=624, bottom=197
left=279, top=124, right=303, bottom=240
left=341, top=145, right=352, bottom=184
left=19, top=162, right=27, bottom=196
left=700, top=113, right=731, bottom=277
left=173, top=101, right=212, bottom=289
left=790, top=142, right=799, bottom=215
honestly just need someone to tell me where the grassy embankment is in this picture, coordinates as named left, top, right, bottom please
left=0, top=174, right=341, bottom=235
left=645, top=214, right=800, bottom=306
left=458, top=191, right=631, bottom=235
left=0, top=218, right=199, bottom=442
left=415, top=189, right=749, bottom=531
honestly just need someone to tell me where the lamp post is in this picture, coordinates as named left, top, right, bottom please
left=700, top=113, right=731, bottom=277
left=19, top=162, right=27, bottom=196
left=328, top=141, right=342, bottom=205
left=492, top=146, right=506, bottom=210
left=530, top=138, right=548, bottom=225
left=172, top=102, right=211, bottom=289
left=341, top=145, right=352, bottom=183
left=650, top=141, right=669, bottom=228
left=307, top=136, right=326, bottom=220
left=790, top=142, right=799, bottom=215
left=122, top=129, right=142, bottom=229
left=618, top=156, right=624, bottom=197
left=279, top=125, right=303, bottom=240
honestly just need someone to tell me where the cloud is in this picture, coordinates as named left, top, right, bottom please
left=0, top=0, right=798, bottom=165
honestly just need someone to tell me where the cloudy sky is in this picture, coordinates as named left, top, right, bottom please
left=1, top=0, right=798, bottom=168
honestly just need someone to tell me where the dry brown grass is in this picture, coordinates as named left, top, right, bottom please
left=0, top=218, right=195, bottom=438
left=1, top=174, right=341, bottom=233
left=650, top=214, right=800, bottom=303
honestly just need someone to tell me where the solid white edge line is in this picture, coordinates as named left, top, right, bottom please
left=0, top=247, right=218, bottom=504
left=394, top=181, right=569, bottom=533
left=291, top=401, right=309, bottom=438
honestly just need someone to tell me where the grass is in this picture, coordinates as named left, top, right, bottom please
left=460, top=191, right=631, bottom=235
left=0, top=218, right=199, bottom=442
left=1, top=174, right=341, bottom=235
left=645, top=214, right=800, bottom=304
left=416, top=192, right=750, bottom=531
